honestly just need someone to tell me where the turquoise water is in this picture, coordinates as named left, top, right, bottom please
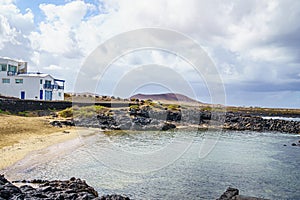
left=6, top=130, right=300, bottom=199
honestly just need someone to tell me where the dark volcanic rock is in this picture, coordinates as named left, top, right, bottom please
left=166, top=110, right=182, bottom=122
left=1, top=175, right=130, bottom=200
left=161, top=123, right=176, bottom=131
left=50, top=120, right=75, bottom=127
left=50, top=106, right=300, bottom=134
left=217, top=187, right=239, bottom=200
left=224, top=112, right=300, bottom=134
left=217, top=187, right=269, bottom=200
left=69, top=108, right=178, bottom=131
left=0, top=175, right=24, bottom=200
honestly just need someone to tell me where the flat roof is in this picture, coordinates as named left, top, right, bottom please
left=0, top=57, right=25, bottom=63
left=17, top=73, right=50, bottom=78
left=54, top=78, right=65, bottom=82
left=17, top=73, right=65, bottom=82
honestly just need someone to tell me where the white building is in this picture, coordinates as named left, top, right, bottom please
left=0, top=57, right=65, bottom=101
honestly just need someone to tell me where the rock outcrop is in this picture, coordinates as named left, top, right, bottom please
left=217, top=187, right=269, bottom=200
left=51, top=106, right=300, bottom=134
left=0, top=176, right=274, bottom=199
left=0, top=175, right=129, bottom=200
left=72, top=109, right=178, bottom=131
left=224, top=112, right=300, bottom=133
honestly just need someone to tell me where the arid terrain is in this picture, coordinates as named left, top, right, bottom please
left=0, top=114, right=77, bottom=170
left=0, top=114, right=62, bottom=148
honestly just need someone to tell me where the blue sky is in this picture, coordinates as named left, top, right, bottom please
left=0, top=0, right=300, bottom=108
left=16, top=0, right=66, bottom=22
left=15, top=0, right=102, bottom=23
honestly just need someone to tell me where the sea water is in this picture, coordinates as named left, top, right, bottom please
left=4, top=129, right=300, bottom=199
left=262, top=116, right=300, bottom=122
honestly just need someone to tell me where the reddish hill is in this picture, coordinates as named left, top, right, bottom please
left=130, top=93, right=203, bottom=104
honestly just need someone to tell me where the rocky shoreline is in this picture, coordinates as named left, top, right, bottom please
left=1, top=175, right=268, bottom=200
left=0, top=175, right=129, bottom=200
left=51, top=107, right=300, bottom=134
left=223, top=112, right=300, bottom=133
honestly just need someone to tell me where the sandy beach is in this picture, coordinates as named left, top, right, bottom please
left=0, top=114, right=78, bottom=170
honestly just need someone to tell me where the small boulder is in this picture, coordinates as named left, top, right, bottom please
left=217, top=187, right=239, bottom=200
left=161, top=123, right=176, bottom=131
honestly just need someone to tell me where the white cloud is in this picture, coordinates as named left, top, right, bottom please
left=0, top=0, right=299, bottom=107
left=40, top=1, right=93, bottom=26
left=0, top=15, right=18, bottom=48
left=92, top=0, right=300, bottom=81
left=29, top=1, right=94, bottom=56
left=44, top=64, right=62, bottom=71
left=0, top=0, right=34, bottom=47
left=0, top=0, right=34, bottom=63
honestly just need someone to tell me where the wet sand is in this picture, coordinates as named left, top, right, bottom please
left=0, top=114, right=79, bottom=170
left=0, top=129, right=80, bottom=171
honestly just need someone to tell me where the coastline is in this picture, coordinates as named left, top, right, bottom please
left=1, top=125, right=298, bottom=199
left=0, top=128, right=79, bottom=171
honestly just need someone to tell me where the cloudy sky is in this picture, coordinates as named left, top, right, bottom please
left=0, top=0, right=299, bottom=108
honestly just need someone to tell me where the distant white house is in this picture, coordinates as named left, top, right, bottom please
left=0, top=57, right=65, bottom=101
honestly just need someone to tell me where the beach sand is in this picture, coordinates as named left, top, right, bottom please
left=0, top=114, right=78, bottom=170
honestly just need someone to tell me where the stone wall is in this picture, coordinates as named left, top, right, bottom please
left=0, top=98, right=133, bottom=114
left=0, top=98, right=72, bottom=113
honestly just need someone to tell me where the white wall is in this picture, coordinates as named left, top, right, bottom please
left=0, top=58, right=18, bottom=67
left=0, top=57, right=64, bottom=101
left=0, top=73, right=64, bottom=101
left=0, top=73, right=40, bottom=100
left=40, top=76, right=64, bottom=101
left=52, top=89, right=64, bottom=101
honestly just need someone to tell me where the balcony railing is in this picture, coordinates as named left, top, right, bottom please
left=7, top=71, right=16, bottom=76
left=43, top=84, right=64, bottom=90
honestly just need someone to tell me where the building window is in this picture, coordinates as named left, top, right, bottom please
left=40, top=79, right=43, bottom=84
left=58, top=92, right=61, bottom=97
left=0, top=64, right=7, bottom=71
left=2, top=78, right=10, bottom=83
left=45, top=80, right=51, bottom=85
left=8, top=65, right=17, bottom=73
left=15, top=79, right=23, bottom=84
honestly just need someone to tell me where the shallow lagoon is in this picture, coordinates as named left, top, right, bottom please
left=6, top=129, right=300, bottom=199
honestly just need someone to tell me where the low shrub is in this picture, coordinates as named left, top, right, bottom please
left=0, top=109, right=10, bottom=115
left=167, top=104, right=180, bottom=111
left=17, top=111, right=39, bottom=117
left=58, top=107, right=73, bottom=118
left=129, top=105, right=140, bottom=110
left=58, top=105, right=108, bottom=118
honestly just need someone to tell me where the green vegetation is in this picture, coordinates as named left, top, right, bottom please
left=149, top=101, right=159, bottom=108
left=58, top=105, right=108, bottom=118
left=129, top=105, right=140, bottom=110
left=199, top=106, right=212, bottom=111
left=17, top=111, right=30, bottom=117
left=0, top=109, right=10, bottom=115
left=199, top=106, right=226, bottom=112
left=58, top=107, right=73, bottom=118
left=167, top=104, right=181, bottom=111
left=17, top=111, right=41, bottom=117
left=139, top=99, right=163, bottom=110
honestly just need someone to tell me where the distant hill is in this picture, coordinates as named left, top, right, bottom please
left=130, top=93, right=203, bottom=104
